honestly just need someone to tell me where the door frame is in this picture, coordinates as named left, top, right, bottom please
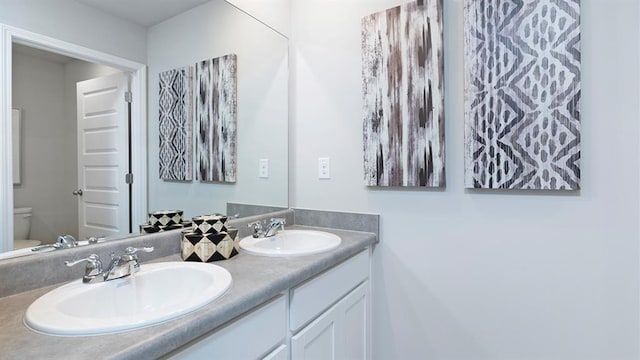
left=0, top=24, right=148, bottom=253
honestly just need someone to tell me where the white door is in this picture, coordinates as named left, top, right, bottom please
left=76, top=73, right=129, bottom=239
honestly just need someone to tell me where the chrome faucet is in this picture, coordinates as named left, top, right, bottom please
left=106, top=246, right=154, bottom=279
left=65, top=246, right=154, bottom=284
left=57, top=235, right=79, bottom=248
left=248, top=218, right=286, bottom=238
left=31, top=234, right=78, bottom=252
left=264, top=218, right=286, bottom=237
left=64, top=254, right=104, bottom=283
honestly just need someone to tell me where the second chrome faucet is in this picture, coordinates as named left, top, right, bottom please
left=248, top=218, right=286, bottom=238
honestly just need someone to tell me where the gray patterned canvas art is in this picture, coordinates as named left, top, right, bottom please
left=362, top=0, right=445, bottom=187
left=195, top=54, right=237, bottom=183
left=464, top=0, right=581, bottom=190
left=159, top=66, right=193, bottom=181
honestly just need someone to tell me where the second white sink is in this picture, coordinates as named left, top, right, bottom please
left=239, top=229, right=341, bottom=257
left=24, top=262, right=232, bottom=336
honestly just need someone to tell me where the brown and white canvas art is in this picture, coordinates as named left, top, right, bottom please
left=159, top=66, right=193, bottom=181
left=362, top=0, right=445, bottom=187
left=464, top=0, right=581, bottom=190
left=195, top=54, right=237, bottom=183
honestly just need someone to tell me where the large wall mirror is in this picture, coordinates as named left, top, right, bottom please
left=0, top=0, right=288, bottom=258
left=147, top=0, right=289, bottom=219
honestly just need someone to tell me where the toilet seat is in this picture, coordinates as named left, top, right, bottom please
left=14, top=239, right=41, bottom=250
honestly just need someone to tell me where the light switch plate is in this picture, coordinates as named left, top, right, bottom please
left=318, top=157, right=330, bottom=179
left=259, top=159, right=269, bottom=178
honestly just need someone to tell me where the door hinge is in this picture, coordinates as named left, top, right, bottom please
left=125, top=173, right=133, bottom=184
left=124, top=91, right=132, bottom=103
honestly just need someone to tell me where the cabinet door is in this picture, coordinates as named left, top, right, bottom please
left=292, top=281, right=369, bottom=360
left=341, top=281, right=369, bottom=360
left=291, top=304, right=339, bottom=360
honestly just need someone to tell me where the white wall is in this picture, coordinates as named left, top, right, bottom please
left=12, top=52, right=71, bottom=243
left=147, top=0, right=288, bottom=219
left=290, top=0, right=640, bottom=359
left=226, top=0, right=291, bottom=37
left=0, top=0, right=146, bottom=63
left=12, top=52, right=119, bottom=244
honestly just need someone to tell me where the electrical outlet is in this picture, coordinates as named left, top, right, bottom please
left=318, top=157, right=330, bottom=179
left=259, top=159, right=269, bottom=178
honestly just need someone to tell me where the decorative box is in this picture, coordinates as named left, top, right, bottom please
left=181, top=229, right=239, bottom=262
left=148, top=210, right=184, bottom=227
left=140, top=222, right=189, bottom=234
left=227, top=228, right=240, bottom=252
left=191, top=214, right=228, bottom=234
left=140, top=209, right=191, bottom=234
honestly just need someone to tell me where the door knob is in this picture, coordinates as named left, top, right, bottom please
left=73, top=189, right=84, bottom=196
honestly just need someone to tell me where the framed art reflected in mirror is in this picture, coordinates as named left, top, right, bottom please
left=12, top=109, right=20, bottom=185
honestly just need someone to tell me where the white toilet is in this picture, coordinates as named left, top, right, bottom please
left=13, top=207, right=41, bottom=250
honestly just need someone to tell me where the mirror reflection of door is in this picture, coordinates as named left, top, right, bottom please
left=76, top=73, right=130, bottom=240
left=12, top=44, right=127, bottom=246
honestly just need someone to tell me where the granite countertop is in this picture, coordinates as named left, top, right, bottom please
left=0, top=226, right=376, bottom=360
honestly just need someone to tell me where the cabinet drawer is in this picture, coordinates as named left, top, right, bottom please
left=164, top=295, right=286, bottom=360
left=290, top=249, right=369, bottom=332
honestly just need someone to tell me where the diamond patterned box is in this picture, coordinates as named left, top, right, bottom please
left=140, top=209, right=191, bottom=234
left=181, top=228, right=239, bottom=262
left=191, top=214, right=228, bottom=234
left=148, top=210, right=184, bottom=227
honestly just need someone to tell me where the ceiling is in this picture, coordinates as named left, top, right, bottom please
left=74, top=0, right=212, bottom=27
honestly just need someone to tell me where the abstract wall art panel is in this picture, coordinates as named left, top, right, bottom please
left=159, top=66, right=193, bottom=181
left=362, top=0, right=445, bottom=187
left=464, top=0, right=581, bottom=190
left=195, top=54, right=237, bottom=183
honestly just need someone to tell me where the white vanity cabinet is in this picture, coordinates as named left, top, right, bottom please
left=290, top=249, right=370, bottom=360
left=165, top=248, right=371, bottom=360
left=164, top=295, right=288, bottom=360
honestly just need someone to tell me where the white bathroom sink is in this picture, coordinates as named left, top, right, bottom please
left=239, top=229, right=341, bottom=257
left=24, top=262, right=232, bottom=336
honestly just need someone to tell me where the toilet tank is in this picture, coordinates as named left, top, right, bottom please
left=13, top=207, right=32, bottom=240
